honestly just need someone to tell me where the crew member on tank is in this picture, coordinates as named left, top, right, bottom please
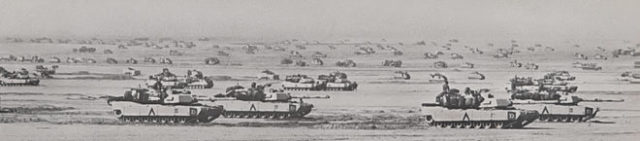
left=156, top=68, right=176, bottom=78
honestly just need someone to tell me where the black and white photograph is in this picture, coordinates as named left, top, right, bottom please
left=0, top=0, right=638, bottom=140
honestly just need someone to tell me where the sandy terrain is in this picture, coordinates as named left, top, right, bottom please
left=1, top=39, right=639, bottom=140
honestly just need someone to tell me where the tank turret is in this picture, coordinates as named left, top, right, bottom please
left=145, top=68, right=213, bottom=89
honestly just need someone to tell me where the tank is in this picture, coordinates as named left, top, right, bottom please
left=392, top=71, right=411, bottom=80
left=208, top=84, right=328, bottom=119
left=0, top=69, right=40, bottom=86
left=145, top=69, right=214, bottom=89
left=257, top=70, right=280, bottom=80
left=421, top=73, right=539, bottom=129
left=315, top=72, right=358, bottom=91
left=123, top=67, right=141, bottom=76
left=35, top=65, right=58, bottom=78
left=107, top=88, right=223, bottom=123
left=467, top=71, right=485, bottom=80
left=508, top=75, right=623, bottom=122
left=572, top=62, right=602, bottom=71
left=618, top=72, right=640, bottom=83
left=281, top=72, right=358, bottom=91
left=281, top=74, right=320, bottom=90
left=544, top=71, right=576, bottom=81
left=511, top=95, right=622, bottom=122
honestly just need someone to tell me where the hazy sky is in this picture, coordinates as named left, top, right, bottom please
left=0, top=0, right=638, bottom=40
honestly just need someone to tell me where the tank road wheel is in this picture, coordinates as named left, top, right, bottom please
left=439, top=122, right=447, bottom=128
left=537, top=115, right=545, bottom=121
left=430, top=122, right=438, bottom=128
left=277, top=113, right=285, bottom=119
left=445, top=122, right=454, bottom=128
left=563, top=116, right=571, bottom=122
left=451, top=122, right=459, bottom=128
left=576, top=117, right=584, bottom=122
left=495, top=122, right=504, bottom=129
left=547, top=116, right=555, bottom=122
left=469, top=122, right=478, bottom=129
left=160, top=118, right=167, bottom=124
left=489, top=122, right=497, bottom=128
left=556, top=116, right=565, bottom=122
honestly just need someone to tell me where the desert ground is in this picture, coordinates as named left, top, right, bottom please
left=1, top=38, right=639, bottom=140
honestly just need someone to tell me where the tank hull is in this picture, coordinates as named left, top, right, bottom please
left=281, top=81, right=357, bottom=91
left=421, top=107, right=539, bottom=129
left=513, top=104, right=598, bottom=122
left=212, top=100, right=313, bottom=119
left=145, top=79, right=214, bottom=89
left=0, top=78, right=40, bottom=86
left=110, top=101, right=223, bottom=123
left=281, top=81, right=318, bottom=91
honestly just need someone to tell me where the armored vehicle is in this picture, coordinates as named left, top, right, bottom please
left=421, top=73, right=539, bottom=129
left=281, top=72, right=357, bottom=91
left=393, top=71, right=411, bottom=80
left=257, top=70, right=280, bottom=80
left=508, top=76, right=622, bottom=122
left=145, top=68, right=214, bottom=89
left=210, top=83, right=328, bottom=119
left=0, top=68, right=40, bottom=86
left=107, top=88, right=223, bottom=123
left=281, top=74, right=320, bottom=90
left=316, top=72, right=358, bottom=91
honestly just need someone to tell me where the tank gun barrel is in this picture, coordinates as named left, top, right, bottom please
left=291, top=95, right=330, bottom=99
left=511, top=100, right=559, bottom=105
left=580, top=98, right=624, bottom=102
left=421, top=103, right=441, bottom=107
left=202, top=97, right=237, bottom=101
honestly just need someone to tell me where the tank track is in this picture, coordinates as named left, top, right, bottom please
left=222, top=103, right=313, bottom=119
left=430, top=121, right=518, bottom=129
left=183, top=85, right=213, bottom=89
left=283, top=87, right=356, bottom=91
left=283, top=87, right=314, bottom=91
left=118, top=116, right=214, bottom=124
left=536, top=114, right=596, bottom=122
left=0, top=82, right=39, bottom=86
left=222, top=111, right=303, bottom=119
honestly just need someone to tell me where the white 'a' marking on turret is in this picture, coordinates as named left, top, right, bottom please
left=250, top=104, right=257, bottom=111
left=148, top=108, right=156, bottom=116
